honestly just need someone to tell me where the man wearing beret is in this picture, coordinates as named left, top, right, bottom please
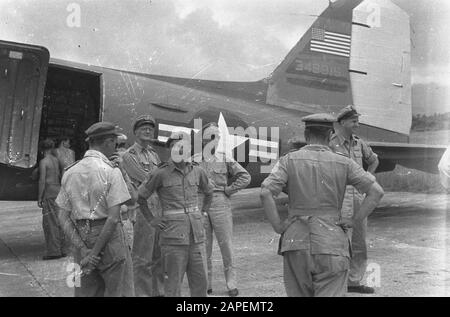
left=121, top=115, right=164, bottom=297
left=260, top=113, right=384, bottom=297
left=56, top=122, right=134, bottom=296
left=329, top=105, right=380, bottom=294
left=137, top=132, right=214, bottom=296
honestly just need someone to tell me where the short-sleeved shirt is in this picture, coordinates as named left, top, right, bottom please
left=139, top=160, right=212, bottom=212
left=261, top=145, right=375, bottom=256
left=329, top=133, right=377, bottom=168
left=56, top=150, right=131, bottom=220
left=329, top=132, right=377, bottom=213
left=138, top=160, right=213, bottom=245
left=193, top=152, right=251, bottom=195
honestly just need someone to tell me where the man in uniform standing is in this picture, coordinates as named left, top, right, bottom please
left=121, top=115, right=164, bottom=297
left=194, top=122, right=251, bottom=297
left=56, top=122, right=134, bottom=297
left=260, top=113, right=384, bottom=297
left=137, top=132, right=213, bottom=297
left=329, top=105, right=379, bottom=294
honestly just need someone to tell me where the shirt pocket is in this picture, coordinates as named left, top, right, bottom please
left=211, top=165, right=228, bottom=186
left=162, top=177, right=183, bottom=198
left=162, top=177, right=183, bottom=187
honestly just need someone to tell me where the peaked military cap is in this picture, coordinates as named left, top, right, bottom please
left=85, top=122, right=121, bottom=141
left=336, top=105, right=361, bottom=122
left=301, top=113, right=336, bottom=128
left=133, top=115, right=156, bottom=132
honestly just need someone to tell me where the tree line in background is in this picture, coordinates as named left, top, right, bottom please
left=411, top=112, right=450, bottom=132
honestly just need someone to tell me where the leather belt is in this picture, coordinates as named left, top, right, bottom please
left=76, top=218, right=107, bottom=227
left=163, top=206, right=199, bottom=215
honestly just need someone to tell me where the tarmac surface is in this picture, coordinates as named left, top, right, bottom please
left=0, top=189, right=449, bottom=297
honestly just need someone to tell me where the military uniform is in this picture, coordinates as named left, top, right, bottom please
left=56, top=124, right=134, bottom=297
left=329, top=106, right=378, bottom=288
left=261, top=113, right=376, bottom=297
left=109, top=150, right=136, bottom=252
left=194, top=151, right=251, bottom=295
left=138, top=159, right=213, bottom=297
left=121, top=115, right=164, bottom=297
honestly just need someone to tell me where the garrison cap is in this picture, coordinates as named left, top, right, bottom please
left=133, top=115, right=156, bottom=132
left=337, top=105, right=361, bottom=122
left=85, top=122, right=121, bottom=141
left=301, top=113, right=336, bottom=128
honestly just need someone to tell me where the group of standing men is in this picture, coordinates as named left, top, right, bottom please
left=53, top=115, right=250, bottom=297
left=39, top=104, right=385, bottom=297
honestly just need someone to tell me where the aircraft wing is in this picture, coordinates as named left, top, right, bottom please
left=369, top=142, right=447, bottom=174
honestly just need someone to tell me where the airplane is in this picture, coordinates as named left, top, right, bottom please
left=0, top=0, right=446, bottom=200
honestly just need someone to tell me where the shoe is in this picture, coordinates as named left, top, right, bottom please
left=228, top=288, right=239, bottom=297
left=347, top=285, right=375, bottom=294
left=207, top=289, right=213, bottom=295
left=42, top=255, right=65, bottom=260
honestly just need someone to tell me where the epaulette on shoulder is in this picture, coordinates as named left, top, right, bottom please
left=158, top=162, right=168, bottom=168
left=334, top=151, right=348, bottom=158
left=64, top=160, right=80, bottom=171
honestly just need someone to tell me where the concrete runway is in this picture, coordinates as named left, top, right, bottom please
left=0, top=189, right=449, bottom=297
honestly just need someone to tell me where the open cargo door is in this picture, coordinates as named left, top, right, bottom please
left=0, top=40, right=49, bottom=168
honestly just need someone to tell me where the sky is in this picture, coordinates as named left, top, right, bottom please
left=0, top=0, right=449, bottom=115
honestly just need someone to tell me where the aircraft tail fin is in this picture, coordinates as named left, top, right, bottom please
left=266, top=0, right=412, bottom=135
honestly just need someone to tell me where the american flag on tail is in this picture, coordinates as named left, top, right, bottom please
left=310, top=28, right=351, bottom=57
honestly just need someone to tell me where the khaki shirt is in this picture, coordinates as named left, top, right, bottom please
left=55, top=150, right=131, bottom=220
left=121, top=142, right=161, bottom=185
left=262, top=145, right=375, bottom=256
left=193, top=152, right=251, bottom=195
left=121, top=142, right=161, bottom=215
left=329, top=133, right=378, bottom=216
left=138, top=160, right=213, bottom=245
left=329, top=133, right=377, bottom=168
